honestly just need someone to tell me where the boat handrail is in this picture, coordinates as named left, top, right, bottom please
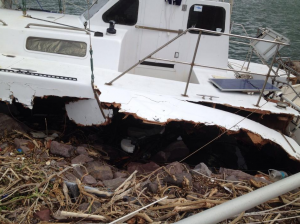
left=135, top=25, right=183, bottom=34
left=0, top=20, right=7, bottom=26
left=25, top=23, right=90, bottom=35
left=105, top=27, right=288, bottom=106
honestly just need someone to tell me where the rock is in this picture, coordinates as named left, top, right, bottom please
left=0, top=113, right=26, bottom=136
left=78, top=202, right=102, bottom=213
left=34, top=209, right=51, bottom=221
left=194, top=163, right=212, bottom=177
left=30, top=132, right=47, bottom=139
left=76, top=146, right=89, bottom=156
left=92, top=181, right=104, bottom=187
left=127, top=162, right=160, bottom=174
left=78, top=203, right=89, bottom=211
left=14, top=139, right=31, bottom=154
left=87, top=161, right=113, bottom=180
left=56, top=160, right=68, bottom=167
left=165, top=162, right=186, bottom=175
left=153, top=141, right=190, bottom=163
left=50, top=141, right=75, bottom=158
left=14, top=138, right=29, bottom=148
left=164, top=172, right=193, bottom=187
left=114, top=172, right=128, bottom=179
left=71, top=154, right=93, bottom=165
left=144, top=182, right=158, bottom=194
left=73, top=166, right=85, bottom=179
left=82, top=175, right=97, bottom=185
left=64, top=172, right=78, bottom=182
left=193, top=182, right=207, bottom=194
left=103, top=178, right=126, bottom=190
left=220, top=168, right=270, bottom=184
left=226, top=175, right=239, bottom=181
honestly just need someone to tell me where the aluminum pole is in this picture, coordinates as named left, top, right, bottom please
left=174, top=172, right=300, bottom=224
left=105, top=30, right=189, bottom=85
left=255, top=44, right=280, bottom=107
left=182, top=31, right=202, bottom=97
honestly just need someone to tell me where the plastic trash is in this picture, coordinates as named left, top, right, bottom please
left=121, top=139, right=135, bottom=153
left=269, top=169, right=288, bottom=181
left=17, top=148, right=23, bottom=154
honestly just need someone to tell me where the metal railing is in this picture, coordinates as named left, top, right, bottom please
left=25, top=23, right=90, bottom=35
left=0, top=20, right=7, bottom=26
left=105, top=27, right=289, bottom=106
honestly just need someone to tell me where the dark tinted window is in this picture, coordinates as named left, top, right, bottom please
left=103, top=0, right=139, bottom=26
left=187, top=5, right=226, bottom=35
left=26, top=37, right=87, bottom=57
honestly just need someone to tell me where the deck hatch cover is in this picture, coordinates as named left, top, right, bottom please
left=210, top=79, right=280, bottom=92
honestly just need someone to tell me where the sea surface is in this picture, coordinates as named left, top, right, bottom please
left=24, top=0, right=300, bottom=61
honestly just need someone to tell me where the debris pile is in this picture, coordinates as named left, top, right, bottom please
left=0, top=114, right=300, bottom=223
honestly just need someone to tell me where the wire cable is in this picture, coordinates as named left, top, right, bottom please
left=35, top=0, right=44, bottom=10
left=180, top=100, right=270, bottom=163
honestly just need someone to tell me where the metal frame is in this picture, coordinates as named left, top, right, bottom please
left=0, top=20, right=7, bottom=26
left=25, top=23, right=90, bottom=35
left=135, top=25, right=183, bottom=34
left=105, top=27, right=288, bottom=106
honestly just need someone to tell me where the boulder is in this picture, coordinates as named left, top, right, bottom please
left=103, top=178, right=126, bottom=190
left=71, top=154, right=93, bottom=165
left=87, top=161, right=113, bottom=180
left=127, top=161, right=160, bottom=174
left=50, top=141, right=75, bottom=158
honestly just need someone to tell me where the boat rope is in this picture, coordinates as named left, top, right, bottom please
left=180, top=100, right=270, bottom=163
left=86, top=0, right=107, bottom=120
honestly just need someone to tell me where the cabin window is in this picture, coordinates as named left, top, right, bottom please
left=102, top=0, right=139, bottom=26
left=26, top=37, right=87, bottom=57
left=187, top=5, right=226, bottom=35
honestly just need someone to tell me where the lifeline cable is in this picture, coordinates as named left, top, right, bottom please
left=180, top=100, right=270, bottom=163
left=86, top=0, right=107, bottom=120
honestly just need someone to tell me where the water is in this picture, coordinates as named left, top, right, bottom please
left=230, top=0, right=300, bottom=61
left=25, top=0, right=300, bottom=61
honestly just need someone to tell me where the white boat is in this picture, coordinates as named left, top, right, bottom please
left=1, top=0, right=300, bottom=163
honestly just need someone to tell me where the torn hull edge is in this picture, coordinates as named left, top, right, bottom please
left=1, top=76, right=300, bottom=162
left=100, top=93, right=300, bottom=162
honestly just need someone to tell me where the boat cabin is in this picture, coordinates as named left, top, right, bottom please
left=0, top=0, right=230, bottom=82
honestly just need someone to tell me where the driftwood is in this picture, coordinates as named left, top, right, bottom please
left=54, top=210, right=107, bottom=221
